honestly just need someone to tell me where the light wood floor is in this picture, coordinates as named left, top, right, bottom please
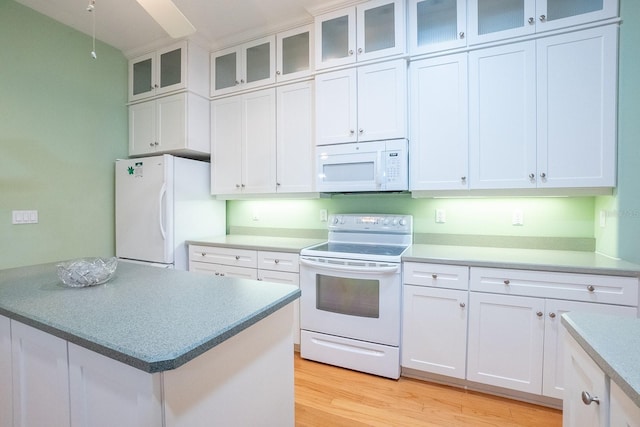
left=294, top=354, right=562, bottom=427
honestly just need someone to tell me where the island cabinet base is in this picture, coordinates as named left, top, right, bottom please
left=66, top=304, right=294, bottom=427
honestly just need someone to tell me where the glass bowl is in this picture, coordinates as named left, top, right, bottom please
left=57, top=257, right=118, bottom=287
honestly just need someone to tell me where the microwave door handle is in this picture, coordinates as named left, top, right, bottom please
left=376, top=151, right=383, bottom=189
left=300, top=258, right=399, bottom=275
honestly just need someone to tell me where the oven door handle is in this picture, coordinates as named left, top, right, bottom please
left=300, top=258, right=399, bottom=275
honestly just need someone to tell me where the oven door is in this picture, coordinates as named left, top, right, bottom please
left=299, top=256, right=401, bottom=346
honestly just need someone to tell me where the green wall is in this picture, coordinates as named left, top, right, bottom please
left=0, top=0, right=128, bottom=269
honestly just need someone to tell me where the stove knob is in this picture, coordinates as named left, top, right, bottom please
left=392, top=218, right=398, bottom=226
left=383, top=218, right=390, bottom=225
left=332, top=216, right=340, bottom=225
left=399, top=218, right=407, bottom=226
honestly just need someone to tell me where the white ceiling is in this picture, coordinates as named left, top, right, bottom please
left=14, top=0, right=355, bottom=56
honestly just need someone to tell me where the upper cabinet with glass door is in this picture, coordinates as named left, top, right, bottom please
left=409, top=0, right=467, bottom=55
left=210, top=35, right=276, bottom=97
left=315, top=0, right=405, bottom=70
left=468, top=0, right=619, bottom=45
left=276, top=24, right=314, bottom=83
left=128, top=41, right=208, bottom=103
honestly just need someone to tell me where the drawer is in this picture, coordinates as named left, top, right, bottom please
left=188, top=260, right=257, bottom=280
left=257, top=270, right=299, bottom=286
left=189, top=245, right=257, bottom=269
left=470, top=267, right=639, bottom=306
left=257, top=251, right=299, bottom=273
left=403, top=262, right=469, bottom=291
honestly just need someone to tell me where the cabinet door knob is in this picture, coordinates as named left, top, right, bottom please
left=459, top=302, right=466, bottom=308
left=432, top=274, right=438, bottom=279
left=459, top=32, right=465, bottom=39
left=235, top=80, right=240, bottom=85
left=241, top=184, right=246, bottom=188
left=528, top=17, right=535, bottom=24
left=539, top=14, right=547, bottom=22
left=349, top=129, right=355, bottom=135
left=461, top=176, right=467, bottom=182
left=504, top=280, right=510, bottom=285
left=240, top=79, right=245, bottom=84
left=149, top=142, right=155, bottom=147
left=587, top=285, right=595, bottom=292
left=276, top=182, right=281, bottom=186
left=359, top=129, right=364, bottom=134
left=276, top=70, right=281, bottom=75
left=536, top=311, right=544, bottom=317
left=235, top=255, right=240, bottom=260
left=549, top=312, right=556, bottom=318
left=348, top=49, right=354, bottom=55
left=235, top=184, right=241, bottom=188
left=540, top=172, right=547, bottom=179
left=215, top=272, right=220, bottom=276
left=357, top=48, right=363, bottom=54
left=201, top=252, right=206, bottom=257
left=154, top=84, right=159, bottom=88
left=274, top=259, right=280, bottom=264
left=581, top=391, right=600, bottom=405
left=529, top=173, right=535, bottom=180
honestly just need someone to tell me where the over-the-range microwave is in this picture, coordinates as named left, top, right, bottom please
left=316, top=139, right=408, bottom=193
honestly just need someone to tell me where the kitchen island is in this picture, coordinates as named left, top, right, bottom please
left=0, top=261, right=299, bottom=426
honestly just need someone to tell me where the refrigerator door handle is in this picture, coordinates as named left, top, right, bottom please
left=158, top=183, right=167, bottom=240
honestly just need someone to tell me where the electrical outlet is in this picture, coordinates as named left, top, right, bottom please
left=252, top=211, right=260, bottom=221
left=320, top=209, right=328, bottom=222
left=435, top=209, right=446, bottom=224
left=599, top=210, right=607, bottom=228
left=512, top=209, right=524, bottom=226
left=12, top=210, right=38, bottom=224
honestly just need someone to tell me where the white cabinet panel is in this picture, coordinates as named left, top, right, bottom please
left=11, top=320, right=70, bottom=427
left=410, top=53, right=469, bottom=190
left=315, top=68, right=358, bottom=145
left=0, top=315, right=11, bottom=427
left=610, top=381, right=640, bottom=427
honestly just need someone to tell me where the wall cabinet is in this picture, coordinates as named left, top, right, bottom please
left=468, top=267, right=637, bottom=397
left=0, top=315, right=11, bottom=427
left=128, top=41, right=208, bottom=102
left=409, top=53, right=468, bottom=191
left=276, top=81, right=315, bottom=193
left=408, top=0, right=467, bottom=55
left=468, top=0, right=618, bottom=45
left=402, top=263, right=469, bottom=379
left=211, top=36, right=276, bottom=96
left=315, top=59, right=407, bottom=145
left=210, top=88, right=276, bottom=195
left=315, top=0, right=405, bottom=70
left=189, top=245, right=301, bottom=344
left=276, top=25, right=314, bottom=83
left=469, top=25, right=617, bottom=190
left=129, top=92, right=210, bottom=158
left=11, top=320, right=70, bottom=427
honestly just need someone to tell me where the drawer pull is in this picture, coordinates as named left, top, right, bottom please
left=215, top=272, right=220, bottom=276
left=536, top=311, right=543, bottom=317
left=459, top=302, right=466, bottom=308
left=504, top=280, right=510, bottom=285
left=432, top=274, right=438, bottom=279
left=549, top=312, right=556, bottom=318
left=235, top=255, right=240, bottom=260
left=201, top=252, right=206, bottom=257
left=581, top=391, right=600, bottom=405
left=275, top=259, right=280, bottom=264
left=587, top=285, right=595, bottom=292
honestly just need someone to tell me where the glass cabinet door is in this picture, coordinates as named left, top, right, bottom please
left=131, top=54, right=154, bottom=100
left=243, top=35, right=276, bottom=89
left=315, top=8, right=356, bottom=69
left=213, top=50, right=238, bottom=94
left=409, top=0, right=466, bottom=54
left=536, top=0, right=617, bottom=32
left=277, top=24, right=313, bottom=82
left=155, top=42, right=187, bottom=96
left=469, top=0, right=535, bottom=44
left=357, top=0, right=405, bottom=62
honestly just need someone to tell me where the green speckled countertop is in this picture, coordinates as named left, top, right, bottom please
left=0, top=261, right=300, bottom=373
left=404, top=245, right=640, bottom=276
left=562, top=312, right=640, bottom=407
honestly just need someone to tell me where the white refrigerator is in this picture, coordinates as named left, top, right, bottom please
left=115, top=155, right=225, bottom=270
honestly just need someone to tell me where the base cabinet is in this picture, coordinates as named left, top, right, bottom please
left=11, top=321, right=70, bottom=427
left=1, top=315, right=12, bottom=427
left=610, top=381, right=640, bottom=427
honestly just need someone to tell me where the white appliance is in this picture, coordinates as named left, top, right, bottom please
left=299, top=214, right=412, bottom=379
left=115, top=155, right=225, bottom=270
left=316, top=139, right=408, bottom=193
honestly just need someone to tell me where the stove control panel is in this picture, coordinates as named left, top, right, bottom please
left=328, top=214, right=412, bottom=234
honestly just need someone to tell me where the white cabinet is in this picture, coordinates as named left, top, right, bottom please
left=408, top=0, right=467, bottom=55
left=68, top=343, right=162, bottom=427
left=469, top=25, right=617, bottom=190
left=11, top=320, right=70, bottom=427
left=189, top=245, right=301, bottom=345
left=276, top=25, right=314, bottom=83
left=402, top=263, right=469, bottom=379
left=409, top=53, right=468, bottom=191
left=536, top=25, right=617, bottom=188
left=211, top=88, right=276, bottom=195
left=563, top=333, right=609, bottom=427
left=315, top=59, right=407, bottom=145
left=610, top=381, right=640, bottom=427
left=468, top=0, right=618, bottom=45
left=129, top=41, right=208, bottom=102
left=211, top=36, right=276, bottom=96
left=0, top=315, right=11, bottom=427
left=468, top=267, right=638, bottom=397
left=129, top=92, right=210, bottom=158
left=315, top=0, right=405, bottom=70
left=276, top=81, right=315, bottom=193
